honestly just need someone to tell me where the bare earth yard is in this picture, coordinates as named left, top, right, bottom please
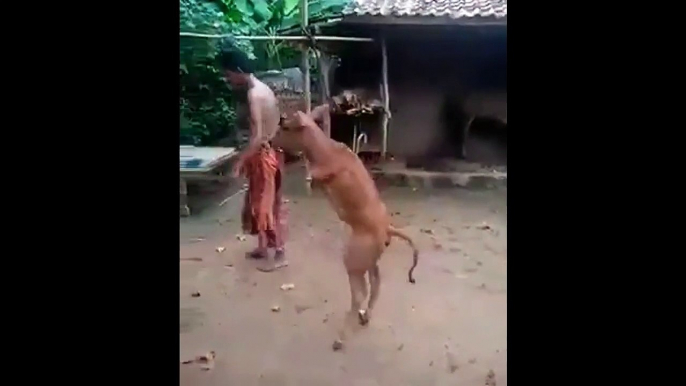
left=180, top=164, right=507, bottom=386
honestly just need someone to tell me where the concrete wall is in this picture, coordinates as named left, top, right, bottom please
left=382, top=27, right=507, bottom=165
left=387, top=83, right=507, bottom=165
left=387, top=82, right=444, bottom=157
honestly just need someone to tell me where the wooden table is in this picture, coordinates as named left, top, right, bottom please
left=180, top=146, right=238, bottom=216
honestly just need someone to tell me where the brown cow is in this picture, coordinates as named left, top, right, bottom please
left=273, top=105, right=419, bottom=351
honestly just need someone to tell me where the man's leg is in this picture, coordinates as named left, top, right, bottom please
left=246, top=236, right=269, bottom=259
left=273, top=162, right=286, bottom=261
left=257, top=158, right=288, bottom=272
left=243, top=176, right=268, bottom=259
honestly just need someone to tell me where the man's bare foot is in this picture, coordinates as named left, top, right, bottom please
left=246, top=249, right=267, bottom=259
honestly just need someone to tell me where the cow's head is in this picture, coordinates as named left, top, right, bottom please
left=273, top=110, right=318, bottom=154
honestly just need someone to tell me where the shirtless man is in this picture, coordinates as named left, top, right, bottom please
left=218, top=40, right=287, bottom=272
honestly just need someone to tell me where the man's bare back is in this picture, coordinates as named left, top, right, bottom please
left=247, top=76, right=280, bottom=143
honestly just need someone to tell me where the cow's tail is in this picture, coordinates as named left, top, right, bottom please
left=387, top=225, right=419, bottom=284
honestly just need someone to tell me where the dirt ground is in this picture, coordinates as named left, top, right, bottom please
left=180, top=164, right=507, bottom=386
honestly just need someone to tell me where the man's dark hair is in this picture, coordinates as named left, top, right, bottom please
left=217, top=38, right=254, bottom=73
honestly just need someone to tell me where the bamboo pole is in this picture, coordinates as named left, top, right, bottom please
left=381, top=36, right=390, bottom=157
left=314, top=49, right=332, bottom=138
left=179, top=32, right=373, bottom=42
left=300, top=0, right=311, bottom=114
left=300, top=0, right=313, bottom=194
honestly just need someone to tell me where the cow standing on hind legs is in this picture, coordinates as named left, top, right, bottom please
left=273, top=104, right=419, bottom=351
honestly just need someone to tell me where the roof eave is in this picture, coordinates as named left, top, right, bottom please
left=340, top=14, right=507, bottom=26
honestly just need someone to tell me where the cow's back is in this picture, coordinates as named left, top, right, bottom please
left=323, top=144, right=385, bottom=228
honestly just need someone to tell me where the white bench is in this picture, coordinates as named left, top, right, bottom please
left=180, top=146, right=238, bottom=216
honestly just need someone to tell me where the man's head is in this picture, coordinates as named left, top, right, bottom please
left=217, top=38, right=254, bottom=88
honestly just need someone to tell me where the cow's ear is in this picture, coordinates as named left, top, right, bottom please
left=296, top=110, right=318, bottom=130
left=294, top=111, right=306, bottom=124
left=292, top=111, right=310, bottom=131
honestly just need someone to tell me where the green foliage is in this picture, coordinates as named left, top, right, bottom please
left=180, top=0, right=253, bottom=146
left=180, top=0, right=349, bottom=146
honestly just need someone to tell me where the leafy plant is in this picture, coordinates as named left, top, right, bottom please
left=180, top=0, right=350, bottom=146
left=180, top=0, right=254, bottom=146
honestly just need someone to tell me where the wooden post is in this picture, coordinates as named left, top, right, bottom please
left=300, top=0, right=311, bottom=114
left=180, top=178, right=190, bottom=217
left=300, top=0, right=312, bottom=193
left=381, top=36, right=390, bottom=158
left=315, top=49, right=333, bottom=138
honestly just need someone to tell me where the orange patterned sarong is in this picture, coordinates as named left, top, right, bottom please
left=241, top=143, right=286, bottom=247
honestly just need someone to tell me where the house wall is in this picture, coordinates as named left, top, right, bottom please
left=331, top=113, right=383, bottom=150
left=387, top=81, right=443, bottom=157
left=383, top=27, right=507, bottom=164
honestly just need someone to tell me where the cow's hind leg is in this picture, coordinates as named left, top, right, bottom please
left=357, top=238, right=383, bottom=326
left=333, top=270, right=367, bottom=351
left=361, top=264, right=381, bottom=326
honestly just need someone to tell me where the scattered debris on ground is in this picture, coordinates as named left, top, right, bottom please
left=181, top=351, right=216, bottom=371
left=280, top=283, right=295, bottom=291
left=294, top=305, right=311, bottom=314
left=476, top=222, right=491, bottom=231
left=445, top=344, right=459, bottom=373
left=485, top=369, right=496, bottom=386
left=180, top=181, right=507, bottom=383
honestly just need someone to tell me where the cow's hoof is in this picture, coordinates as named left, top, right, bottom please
left=358, top=309, right=369, bottom=326
left=332, top=340, right=344, bottom=351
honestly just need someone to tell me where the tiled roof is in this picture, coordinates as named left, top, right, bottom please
left=343, top=0, right=507, bottom=19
